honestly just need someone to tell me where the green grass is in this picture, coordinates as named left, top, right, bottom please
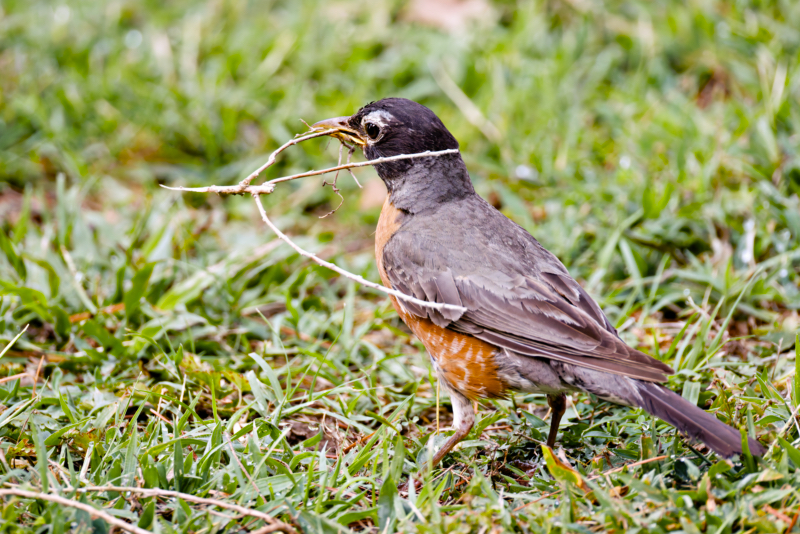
left=1, top=0, right=800, bottom=532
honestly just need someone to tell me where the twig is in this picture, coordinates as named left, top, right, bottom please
left=319, top=140, right=361, bottom=218
left=69, top=485, right=297, bottom=534
left=163, top=129, right=464, bottom=313
left=69, top=302, right=126, bottom=324
left=786, top=509, right=799, bottom=533
left=319, top=142, right=346, bottom=219
left=0, top=373, right=28, bottom=385
left=763, top=504, right=792, bottom=524
left=31, top=356, right=44, bottom=398
left=0, top=488, right=153, bottom=534
left=161, top=182, right=276, bottom=195
left=160, top=149, right=459, bottom=196
left=152, top=411, right=172, bottom=425
left=252, top=194, right=466, bottom=314
left=342, top=431, right=376, bottom=453
left=265, top=148, right=458, bottom=186
left=240, top=130, right=334, bottom=187
left=225, top=433, right=268, bottom=506
left=512, top=490, right=560, bottom=512
left=345, top=143, right=361, bottom=187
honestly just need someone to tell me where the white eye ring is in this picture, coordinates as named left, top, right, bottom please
left=360, top=110, right=394, bottom=143
left=364, top=122, right=381, bottom=140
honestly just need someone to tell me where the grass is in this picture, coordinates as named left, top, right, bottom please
left=1, top=0, right=800, bottom=532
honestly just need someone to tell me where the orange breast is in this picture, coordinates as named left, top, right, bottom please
left=375, top=196, right=506, bottom=400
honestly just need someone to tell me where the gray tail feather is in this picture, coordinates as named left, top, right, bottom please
left=635, top=381, right=765, bottom=458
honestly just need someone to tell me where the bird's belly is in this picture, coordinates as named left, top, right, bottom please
left=373, top=196, right=506, bottom=400
left=381, top=288, right=565, bottom=399
left=399, top=312, right=507, bottom=400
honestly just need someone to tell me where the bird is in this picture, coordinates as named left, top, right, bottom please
left=312, top=97, right=766, bottom=466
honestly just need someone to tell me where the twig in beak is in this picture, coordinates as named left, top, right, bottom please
left=163, top=128, right=464, bottom=315
left=161, top=147, right=458, bottom=196
left=319, top=141, right=347, bottom=218
left=345, top=144, right=361, bottom=188
left=239, top=129, right=333, bottom=187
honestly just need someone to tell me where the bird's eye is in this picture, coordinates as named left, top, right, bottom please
left=365, top=122, right=381, bottom=140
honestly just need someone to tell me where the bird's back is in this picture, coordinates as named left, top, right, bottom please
left=380, top=192, right=675, bottom=383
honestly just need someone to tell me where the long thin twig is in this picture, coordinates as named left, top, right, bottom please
left=70, top=485, right=297, bottom=534
left=240, top=130, right=334, bottom=187
left=163, top=130, right=463, bottom=312
left=319, top=142, right=347, bottom=218
left=225, top=433, right=268, bottom=506
left=162, top=129, right=332, bottom=196
left=161, top=182, right=277, bottom=195
left=319, top=140, right=360, bottom=219
left=0, top=488, right=153, bottom=534
left=0, top=373, right=27, bottom=384
left=264, top=148, right=455, bottom=186
left=252, top=194, right=466, bottom=314
left=160, top=148, right=459, bottom=196
left=31, top=355, right=44, bottom=398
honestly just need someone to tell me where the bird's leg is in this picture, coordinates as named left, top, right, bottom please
left=436, top=380, right=440, bottom=434
left=546, top=393, right=567, bottom=448
left=430, top=389, right=474, bottom=467
left=400, top=388, right=472, bottom=494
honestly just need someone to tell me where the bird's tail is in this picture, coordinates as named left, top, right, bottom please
left=635, top=380, right=765, bottom=457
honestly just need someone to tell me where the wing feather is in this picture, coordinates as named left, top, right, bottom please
left=382, top=200, right=673, bottom=382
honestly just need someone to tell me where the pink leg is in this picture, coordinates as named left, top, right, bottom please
left=430, top=389, right=474, bottom=466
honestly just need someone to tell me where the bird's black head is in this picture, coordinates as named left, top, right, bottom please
left=313, top=98, right=474, bottom=212
left=347, top=98, right=459, bottom=156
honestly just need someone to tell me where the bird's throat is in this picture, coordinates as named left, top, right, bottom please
left=377, top=154, right=476, bottom=213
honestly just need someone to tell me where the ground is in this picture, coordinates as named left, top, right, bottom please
left=1, top=0, right=800, bottom=532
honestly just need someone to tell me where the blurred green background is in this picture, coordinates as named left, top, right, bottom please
left=1, top=0, right=800, bottom=532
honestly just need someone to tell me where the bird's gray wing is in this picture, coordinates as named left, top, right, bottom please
left=382, top=215, right=673, bottom=383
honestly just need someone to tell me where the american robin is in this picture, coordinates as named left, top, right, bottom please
left=312, top=98, right=765, bottom=465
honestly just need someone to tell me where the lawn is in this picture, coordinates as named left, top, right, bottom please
left=1, top=0, right=800, bottom=532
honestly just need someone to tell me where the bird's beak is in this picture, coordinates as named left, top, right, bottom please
left=311, top=116, right=367, bottom=147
